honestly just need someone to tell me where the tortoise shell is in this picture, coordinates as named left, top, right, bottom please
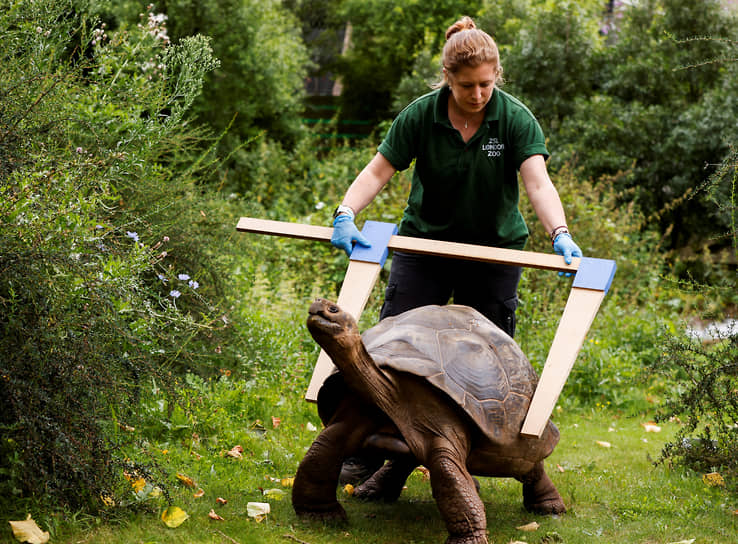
left=318, top=304, right=555, bottom=449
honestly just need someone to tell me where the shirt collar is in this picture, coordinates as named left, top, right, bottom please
left=433, top=85, right=501, bottom=127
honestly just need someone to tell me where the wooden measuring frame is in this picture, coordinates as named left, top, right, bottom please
left=237, top=217, right=616, bottom=438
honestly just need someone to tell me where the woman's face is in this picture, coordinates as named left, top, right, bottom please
left=446, top=62, right=497, bottom=115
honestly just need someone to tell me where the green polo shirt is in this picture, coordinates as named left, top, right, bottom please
left=377, top=86, right=549, bottom=249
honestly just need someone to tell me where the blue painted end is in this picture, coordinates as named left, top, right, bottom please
left=572, top=257, right=617, bottom=293
left=350, top=221, right=398, bottom=267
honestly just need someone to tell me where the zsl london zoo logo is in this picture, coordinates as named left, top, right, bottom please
left=482, top=137, right=504, bottom=158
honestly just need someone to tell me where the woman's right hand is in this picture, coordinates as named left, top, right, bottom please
left=331, top=215, right=371, bottom=257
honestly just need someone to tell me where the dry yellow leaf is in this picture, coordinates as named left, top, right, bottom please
left=131, top=478, right=146, bottom=493
left=702, top=472, right=725, bottom=487
left=8, top=515, right=50, bottom=544
left=216, top=497, right=228, bottom=505
left=263, top=488, right=286, bottom=500
left=343, top=484, right=355, bottom=496
left=596, top=440, right=612, bottom=448
left=516, top=521, right=540, bottom=531
left=161, top=506, right=189, bottom=528
left=193, top=488, right=205, bottom=498
left=176, top=472, right=197, bottom=488
left=281, top=477, right=295, bottom=487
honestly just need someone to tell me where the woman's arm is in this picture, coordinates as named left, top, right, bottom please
left=340, top=152, right=397, bottom=215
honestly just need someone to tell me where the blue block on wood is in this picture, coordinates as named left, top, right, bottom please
left=350, top=221, right=398, bottom=267
left=572, top=257, right=617, bottom=293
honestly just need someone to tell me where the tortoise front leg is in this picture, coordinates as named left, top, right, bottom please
left=427, top=439, right=488, bottom=544
left=353, top=455, right=417, bottom=502
left=292, top=422, right=349, bottom=521
left=518, top=461, right=566, bottom=515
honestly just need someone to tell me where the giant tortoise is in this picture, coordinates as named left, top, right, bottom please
left=292, top=298, right=565, bottom=544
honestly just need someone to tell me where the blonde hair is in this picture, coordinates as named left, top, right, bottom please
left=436, top=16, right=503, bottom=87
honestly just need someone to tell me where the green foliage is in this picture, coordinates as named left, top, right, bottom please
left=332, top=0, right=481, bottom=120
left=0, top=0, right=229, bottom=509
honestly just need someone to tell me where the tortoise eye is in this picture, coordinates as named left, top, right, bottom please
left=328, top=305, right=339, bottom=313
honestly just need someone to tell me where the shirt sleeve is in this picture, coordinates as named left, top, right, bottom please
left=377, top=106, right=419, bottom=172
left=511, top=109, right=549, bottom=169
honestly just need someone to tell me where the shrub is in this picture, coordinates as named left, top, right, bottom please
left=0, top=0, right=224, bottom=509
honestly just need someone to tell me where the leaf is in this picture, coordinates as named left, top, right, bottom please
left=176, top=472, right=197, bottom=488
left=271, top=416, right=281, bottom=428
left=702, top=472, right=725, bottom=487
left=596, top=440, right=612, bottom=448
left=131, top=477, right=147, bottom=493
left=343, top=484, right=354, bottom=496
left=208, top=509, right=224, bottom=521
left=640, top=421, right=662, bottom=433
left=247, top=502, right=270, bottom=522
left=281, top=477, right=294, bottom=487
left=216, top=497, right=228, bottom=505
left=516, top=521, right=540, bottom=532
left=8, top=515, right=50, bottom=544
left=161, top=506, right=189, bottom=528
left=263, top=488, right=286, bottom=500
left=226, top=445, right=243, bottom=459
left=667, top=540, right=696, bottom=544
left=193, top=488, right=205, bottom=498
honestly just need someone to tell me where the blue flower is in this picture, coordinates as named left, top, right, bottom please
left=158, top=274, right=168, bottom=283
left=126, top=231, right=139, bottom=242
left=177, top=273, right=190, bottom=281
left=188, top=280, right=199, bottom=289
left=169, top=290, right=181, bottom=298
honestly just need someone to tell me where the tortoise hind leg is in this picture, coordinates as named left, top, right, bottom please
left=518, top=461, right=566, bottom=515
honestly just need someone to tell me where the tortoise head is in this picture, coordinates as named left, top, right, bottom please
left=307, top=298, right=361, bottom=355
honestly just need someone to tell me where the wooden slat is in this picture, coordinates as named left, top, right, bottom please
left=520, top=287, right=607, bottom=437
left=305, top=260, right=383, bottom=401
left=237, top=217, right=579, bottom=274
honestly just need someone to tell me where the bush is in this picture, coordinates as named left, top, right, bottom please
left=0, top=0, right=225, bottom=509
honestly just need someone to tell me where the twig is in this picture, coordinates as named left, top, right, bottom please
left=216, top=530, right=241, bottom=544
left=283, top=534, right=313, bottom=544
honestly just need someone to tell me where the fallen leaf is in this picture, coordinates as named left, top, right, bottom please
left=161, top=506, right=189, bottom=528
left=190, top=451, right=203, bottom=460
left=343, top=484, right=355, bottom=496
left=193, top=488, right=205, bottom=498
left=149, top=486, right=163, bottom=498
left=508, top=541, right=528, bottom=544
left=208, top=509, right=225, bottom=521
left=415, top=466, right=430, bottom=480
left=100, top=493, right=115, bottom=507
left=556, top=464, right=565, bottom=473
left=666, top=540, right=695, bottom=544
left=8, top=515, right=50, bottom=544
left=216, top=497, right=228, bottom=505
left=306, top=422, right=317, bottom=431
left=702, top=472, right=725, bottom=487
left=247, top=502, right=270, bottom=522
left=272, top=416, right=281, bottom=428
left=516, top=521, right=540, bottom=532
left=226, top=445, right=244, bottom=459
left=263, top=488, right=286, bottom=500
left=641, top=421, right=662, bottom=433
left=131, top=477, right=147, bottom=493
left=176, top=473, right=197, bottom=488
left=596, top=440, right=612, bottom=448
left=281, top=477, right=294, bottom=487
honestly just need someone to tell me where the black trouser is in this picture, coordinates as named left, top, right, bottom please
left=379, top=251, right=522, bottom=337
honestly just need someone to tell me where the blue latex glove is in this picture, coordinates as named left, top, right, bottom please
left=331, top=214, right=371, bottom=257
left=553, top=232, right=582, bottom=277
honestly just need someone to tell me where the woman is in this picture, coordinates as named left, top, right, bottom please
left=331, top=16, right=582, bottom=338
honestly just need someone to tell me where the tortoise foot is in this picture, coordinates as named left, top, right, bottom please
left=524, top=497, right=566, bottom=515
left=445, top=530, right=488, bottom=544
left=294, top=501, right=348, bottom=522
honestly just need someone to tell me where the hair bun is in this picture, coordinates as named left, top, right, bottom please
left=445, top=16, right=477, bottom=40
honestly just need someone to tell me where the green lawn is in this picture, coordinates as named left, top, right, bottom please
left=31, top=407, right=736, bottom=544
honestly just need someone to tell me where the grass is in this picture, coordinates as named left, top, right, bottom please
left=8, top=379, right=736, bottom=544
